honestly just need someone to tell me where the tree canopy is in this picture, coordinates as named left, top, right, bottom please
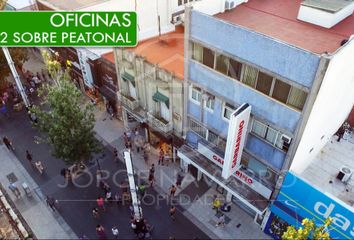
left=31, top=51, right=101, bottom=165
left=282, top=218, right=332, bottom=240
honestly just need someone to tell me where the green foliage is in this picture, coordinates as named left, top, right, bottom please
left=0, top=0, right=7, bottom=10
left=0, top=48, right=29, bottom=92
left=282, top=218, right=332, bottom=240
left=31, top=51, right=101, bottom=165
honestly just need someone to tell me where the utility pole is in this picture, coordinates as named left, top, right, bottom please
left=2, top=47, right=30, bottom=108
left=124, top=151, right=143, bottom=220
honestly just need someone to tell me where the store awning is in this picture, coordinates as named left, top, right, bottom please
left=121, top=72, right=135, bottom=86
left=152, top=91, right=169, bottom=108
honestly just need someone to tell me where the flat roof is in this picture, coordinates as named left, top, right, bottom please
left=302, top=0, right=354, bottom=13
left=127, top=26, right=185, bottom=79
left=300, top=133, right=354, bottom=207
left=37, top=0, right=108, bottom=10
left=216, top=0, right=354, bottom=54
left=7, top=0, right=34, bottom=9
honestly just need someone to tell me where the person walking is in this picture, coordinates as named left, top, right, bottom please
left=113, top=148, right=118, bottom=162
left=138, top=183, right=146, bottom=198
left=169, top=185, right=177, bottom=197
left=158, top=148, right=164, bottom=165
left=26, top=150, right=33, bottom=164
left=212, top=196, right=221, bottom=214
left=46, top=195, right=57, bottom=212
left=169, top=205, right=177, bottom=220
left=111, top=226, right=119, bottom=239
left=8, top=183, right=21, bottom=198
left=96, top=225, right=107, bottom=240
left=176, top=173, right=183, bottom=188
left=216, top=213, right=225, bottom=227
left=3, top=136, right=14, bottom=151
left=92, top=207, right=100, bottom=219
left=35, top=161, right=44, bottom=174
left=97, top=196, right=106, bottom=212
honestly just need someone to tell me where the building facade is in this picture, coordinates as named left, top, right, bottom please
left=114, top=28, right=185, bottom=161
left=178, top=0, right=354, bottom=228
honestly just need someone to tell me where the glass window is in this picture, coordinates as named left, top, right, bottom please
left=207, top=130, right=218, bottom=145
left=215, top=54, right=229, bottom=75
left=223, top=103, right=235, bottom=120
left=189, top=119, right=207, bottom=138
left=272, top=80, right=291, bottom=103
left=192, top=42, right=203, bottom=63
left=178, top=0, right=183, bottom=6
left=252, top=120, right=267, bottom=138
left=218, top=138, right=226, bottom=152
left=202, top=47, right=215, bottom=69
left=265, top=127, right=278, bottom=145
left=191, top=86, right=201, bottom=103
left=228, top=59, right=242, bottom=80
left=242, top=65, right=258, bottom=88
left=287, top=87, right=307, bottom=110
left=256, top=72, right=273, bottom=95
left=205, top=95, right=215, bottom=111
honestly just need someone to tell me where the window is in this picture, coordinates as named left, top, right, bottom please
left=241, top=155, right=277, bottom=185
left=192, top=42, right=203, bottom=63
left=256, top=71, right=273, bottom=95
left=202, top=47, right=215, bottom=69
left=272, top=80, right=291, bottom=104
left=204, top=94, right=215, bottom=111
left=242, top=65, right=258, bottom=88
left=228, top=58, right=242, bottom=80
left=190, top=86, right=202, bottom=104
left=251, top=119, right=291, bottom=152
left=287, top=87, right=307, bottom=110
left=215, top=54, right=229, bottom=75
left=223, top=103, right=235, bottom=120
left=189, top=118, right=207, bottom=138
left=178, top=0, right=183, bottom=6
left=207, top=130, right=219, bottom=145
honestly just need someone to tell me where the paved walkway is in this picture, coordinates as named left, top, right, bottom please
left=0, top=145, right=77, bottom=239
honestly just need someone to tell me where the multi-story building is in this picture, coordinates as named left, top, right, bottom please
left=178, top=0, right=354, bottom=228
left=113, top=26, right=185, bottom=160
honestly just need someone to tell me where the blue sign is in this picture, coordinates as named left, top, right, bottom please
left=271, top=172, right=354, bottom=239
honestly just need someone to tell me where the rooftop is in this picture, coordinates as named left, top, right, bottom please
left=216, top=0, right=354, bottom=54
left=36, top=0, right=108, bottom=10
left=127, top=26, right=185, bottom=79
left=300, top=133, right=354, bottom=207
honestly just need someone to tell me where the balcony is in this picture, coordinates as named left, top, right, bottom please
left=118, top=92, right=139, bottom=110
left=147, top=112, right=173, bottom=133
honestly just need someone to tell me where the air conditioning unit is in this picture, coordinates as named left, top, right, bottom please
left=281, top=134, right=292, bottom=144
left=225, top=0, right=236, bottom=10
left=171, top=15, right=183, bottom=25
left=337, top=166, right=353, bottom=183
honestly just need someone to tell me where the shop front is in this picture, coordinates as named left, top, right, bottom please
left=264, top=172, right=354, bottom=240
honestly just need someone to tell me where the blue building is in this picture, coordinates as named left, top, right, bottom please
left=177, top=0, right=354, bottom=229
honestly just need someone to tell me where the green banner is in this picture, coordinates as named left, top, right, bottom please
left=0, top=12, right=137, bottom=46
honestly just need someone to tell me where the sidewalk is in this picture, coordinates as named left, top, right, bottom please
left=0, top=145, right=77, bottom=239
left=93, top=106, right=269, bottom=239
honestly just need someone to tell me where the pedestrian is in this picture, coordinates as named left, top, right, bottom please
left=113, top=148, right=118, bottom=162
left=8, top=182, right=21, bottom=198
left=92, top=207, right=100, bottom=219
left=3, top=136, right=14, bottom=151
left=216, top=213, right=225, bottom=227
left=148, top=172, right=154, bottom=187
left=212, top=197, right=221, bottom=214
left=46, top=196, right=56, bottom=212
left=126, top=130, right=132, bottom=141
left=129, top=205, right=134, bottom=217
left=35, top=161, right=44, bottom=174
left=26, top=150, right=33, bottom=164
left=126, top=140, right=132, bottom=150
left=169, top=185, right=177, bottom=197
left=138, top=183, right=146, bottom=197
left=143, top=150, right=148, bottom=162
left=149, top=164, right=155, bottom=175
left=97, top=196, right=106, bottom=212
left=96, top=224, right=107, bottom=240
left=111, top=226, right=119, bottom=239
left=176, top=173, right=183, bottom=188
left=169, top=205, right=176, bottom=220
left=106, top=190, right=113, bottom=203
left=158, top=148, right=164, bottom=165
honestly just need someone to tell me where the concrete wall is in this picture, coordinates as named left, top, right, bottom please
left=291, top=38, right=354, bottom=173
left=190, top=11, right=320, bottom=88
left=189, top=61, right=300, bottom=133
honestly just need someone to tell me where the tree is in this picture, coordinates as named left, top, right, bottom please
left=31, top=50, right=101, bottom=165
left=282, top=218, right=332, bottom=240
left=0, top=1, right=29, bottom=93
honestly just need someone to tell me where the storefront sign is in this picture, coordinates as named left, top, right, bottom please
left=269, top=172, right=354, bottom=239
left=197, top=142, right=224, bottom=167
left=235, top=169, right=272, bottom=199
left=198, top=141, right=272, bottom=199
left=222, top=103, right=251, bottom=179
